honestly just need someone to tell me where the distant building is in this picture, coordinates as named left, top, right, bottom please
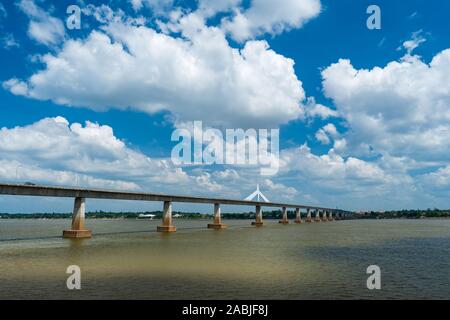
left=173, top=214, right=183, bottom=218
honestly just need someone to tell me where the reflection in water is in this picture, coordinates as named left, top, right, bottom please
left=0, top=219, right=449, bottom=299
left=67, top=238, right=88, bottom=263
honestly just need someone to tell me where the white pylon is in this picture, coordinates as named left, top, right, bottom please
left=244, top=184, right=269, bottom=202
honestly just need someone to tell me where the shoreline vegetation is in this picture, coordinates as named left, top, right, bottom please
left=0, top=209, right=449, bottom=220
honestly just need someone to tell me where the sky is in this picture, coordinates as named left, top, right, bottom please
left=0, top=0, right=449, bottom=213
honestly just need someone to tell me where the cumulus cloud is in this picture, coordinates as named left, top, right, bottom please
left=322, top=49, right=450, bottom=166
left=317, top=41, right=450, bottom=208
left=3, top=1, right=448, bottom=211
left=82, top=4, right=147, bottom=25
left=315, top=129, right=330, bottom=145
left=0, top=116, right=190, bottom=189
left=0, top=159, right=140, bottom=190
left=197, top=0, right=242, bottom=17
left=1, top=116, right=448, bottom=211
left=263, top=179, right=298, bottom=200
left=419, top=166, right=450, bottom=193
left=280, top=144, right=392, bottom=185
left=305, top=98, right=338, bottom=120
left=315, top=123, right=338, bottom=145
left=3, top=78, right=28, bottom=95
left=129, top=0, right=174, bottom=15
left=4, top=14, right=305, bottom=128
left=274, top=144, right=434, bottom=210
left=0, top=117, right=279, bottom=201
left=17, top=0, right=65, bottom=46
left=221, top=0, right=321, bottom=42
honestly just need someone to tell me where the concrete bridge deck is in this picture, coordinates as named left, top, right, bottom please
left=0, top=183, right=334, bottom=210
left=0, top=182, right=348, bottom=238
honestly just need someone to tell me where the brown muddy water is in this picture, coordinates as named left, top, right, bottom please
left=0, top=219, right=449, bottom=299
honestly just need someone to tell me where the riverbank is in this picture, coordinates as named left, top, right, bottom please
left=0, top=209, right=449, bottom=220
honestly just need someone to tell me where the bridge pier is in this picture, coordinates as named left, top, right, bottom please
left=208, top=203, right=227, bottom=229
left=322, top=210, right=328, bottom=222
left=63, top=197, right=92, bottom=238
left=306, top=208, right=312, bottom=222
left=314, top=209, right=321, bottom=222
left=294, top=208, right=302, bottom=224
left=157, top=201, right=176, bottom=232
left=329, top=210, right=334, bottom=221
left=252, top=205, right=264, bottom=226
left=279, top=206, right=289, bottom=224
left=252, top=206, right=264, bottom=227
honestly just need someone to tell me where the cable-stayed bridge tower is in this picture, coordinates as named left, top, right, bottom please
left=244, top=184, right=269, bottom=202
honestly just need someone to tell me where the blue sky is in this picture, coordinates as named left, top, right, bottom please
left=0, top=0, right=449, bottom=213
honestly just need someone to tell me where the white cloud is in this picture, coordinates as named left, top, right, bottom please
left=0, top=2, right=7, bottom=19
left=3, top=78, right=28, bottom=95
left=129, top=0, right=173, bottom=15
left=198, top=0, right=242, bottom=17
left=315, top=124, right=343, bottom=148
left=280, top=144, right=392, bottom=185
left=81, top=4, right=146, bottom=26
left=322, top=49, right=450, bottom=167
left=221, top=0, right=321, bottom=42
left=315, top=128, right=330, bottom=145
left=1, top=33, right=20, bottom=49
left=322, top=123, right=338, bottom=136
left=4, top=15, right=305, bottom=128
left=0, top=159, right=140, bottom=191
left=274, top=144, right=432, bottom=210
left=0, top=116, right=448, bottom=211
left=263, top=179, right=298, bottom=200
left=0, top=116, right=190, bottom=189
left=400, top=30, right=426, bottom=55
left=130, top=0, right=144, bottom=11
left=0, top=117, right=278, bottom=202
left=3, top=2, right=448, bottom=211
left=408, top=12, right=418, bottom=20
left=419, top=166, right=450, bottom=191
left=82, top=4, right=118, bottom=24
left=305, top=98, right=338, bottom=119
left=17, top=0, right=65, bottom=46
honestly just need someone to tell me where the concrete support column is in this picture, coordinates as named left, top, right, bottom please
left=63, top=197, right=92, bottom=238
left=329, top=210, right=334, bottom=221
left=279, top=207, right=289, bottom=224
left=306, top=208, right=312, bottom=222
left=294, top=208, right=302, bottom=224
left=157, top=201, right=176, bottom=232
left=314, top=209, right=321, bottom=222
left=252, top=205, right=264, bottom=226
left=322, top=210, right=328, bottom=222
left=208, top=203, right=227, bottom=229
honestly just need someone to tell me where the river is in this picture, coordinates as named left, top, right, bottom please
left=0, top=219, right=449, bottom=299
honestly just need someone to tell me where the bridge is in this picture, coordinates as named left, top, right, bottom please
left=0, top=183, right=350, bottom=238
